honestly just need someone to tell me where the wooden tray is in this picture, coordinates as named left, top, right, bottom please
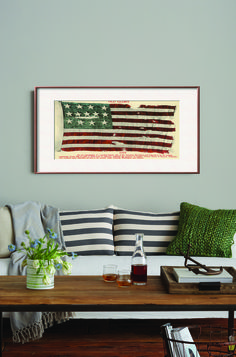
left=160, top=266, right=236, bottom=294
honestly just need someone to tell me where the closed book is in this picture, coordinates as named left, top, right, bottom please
left=173, top=267, right=233, bottom=283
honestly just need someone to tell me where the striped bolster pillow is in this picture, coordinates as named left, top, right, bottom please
left=114, top=208, right=180, bottom=256
left=59, top=207, right=114, bottom=255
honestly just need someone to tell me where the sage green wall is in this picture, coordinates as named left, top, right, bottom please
left=0, top=0, right=235, bottom=211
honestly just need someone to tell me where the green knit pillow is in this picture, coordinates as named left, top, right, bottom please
left=166, top=202, right=236, bottom=257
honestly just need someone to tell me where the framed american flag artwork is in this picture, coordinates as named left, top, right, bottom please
left=34, top=86, right=200, bottom=174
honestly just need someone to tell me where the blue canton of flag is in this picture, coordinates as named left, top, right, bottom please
left=61, top=102, right=113, bottom=130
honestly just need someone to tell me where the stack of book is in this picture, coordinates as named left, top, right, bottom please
left=162, top=323, right=200, bottom=357
left=173, top=267, right=233, bottom=283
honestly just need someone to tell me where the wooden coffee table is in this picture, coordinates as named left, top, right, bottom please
left=0, top=275, right=236, bottom=356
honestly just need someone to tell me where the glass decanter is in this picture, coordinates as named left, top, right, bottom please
left=131, top=233, right=147, bottom=285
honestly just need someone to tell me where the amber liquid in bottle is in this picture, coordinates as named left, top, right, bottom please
left=131, top=264, right=147, bottom=285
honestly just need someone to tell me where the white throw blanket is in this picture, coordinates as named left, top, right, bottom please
left=7, top=201, right=72, bottom=344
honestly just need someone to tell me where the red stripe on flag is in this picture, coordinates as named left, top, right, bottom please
left=61, top=139, right=172, bottom=148
left=63, top=131, right=174, bottom=140
left=109, top=104, right=131, bottom=108
left=139, top=105, right=176, bottom=109
left=61, top=147, right=169, bottom=153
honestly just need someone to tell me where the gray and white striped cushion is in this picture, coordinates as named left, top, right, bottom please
left=114, top=208, right=179, bottom=256
left=59, top=207, right=114, bottom=255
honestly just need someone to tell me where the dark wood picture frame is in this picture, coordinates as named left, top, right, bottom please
left=34, top=86, right=200, bottom=174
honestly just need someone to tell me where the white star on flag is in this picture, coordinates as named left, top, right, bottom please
left=66, top=112, right=72, bottom=116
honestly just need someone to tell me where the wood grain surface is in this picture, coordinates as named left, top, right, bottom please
left=0, top=275, right=236, bottom=310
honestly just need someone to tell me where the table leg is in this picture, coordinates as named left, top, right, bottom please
left=228, top=309, right=235, bottom=337
left=0, top=311, right=2, bottom=357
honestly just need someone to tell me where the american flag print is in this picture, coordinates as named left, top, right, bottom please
left=58, top=101, right=178, bottom=158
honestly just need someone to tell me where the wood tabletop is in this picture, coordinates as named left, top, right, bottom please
left=0, top=275, right=236, bottom=311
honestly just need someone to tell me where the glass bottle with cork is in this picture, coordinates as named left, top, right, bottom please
left=131, top=233, right=147, bottom=285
